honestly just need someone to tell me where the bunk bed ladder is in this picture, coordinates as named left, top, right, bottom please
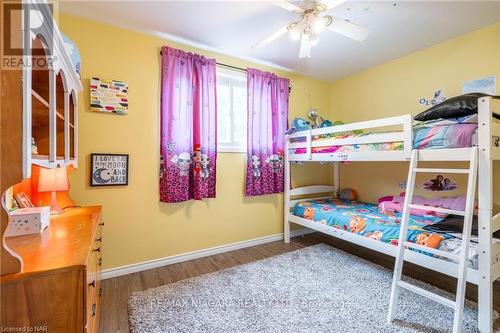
left=387, top=147, right=478, bottom=333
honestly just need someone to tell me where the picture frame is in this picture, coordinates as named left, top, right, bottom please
left=90, top=153, right=129, bottom=186
left=14, top=192, right=33, bottom=208
left=90, top=77, right=129, bottom=114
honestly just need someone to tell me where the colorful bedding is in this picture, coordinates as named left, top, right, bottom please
left=292, top=198, right=449, bottom=248
left=292, top=198, right=499, bottom=268
left=292, top=123, right=479, bottom=154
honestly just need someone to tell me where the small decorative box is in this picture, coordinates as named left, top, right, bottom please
left=5, top=207, right=51, bottom=237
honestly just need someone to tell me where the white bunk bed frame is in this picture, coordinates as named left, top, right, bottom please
left=283, top=97, right=500, bottom=332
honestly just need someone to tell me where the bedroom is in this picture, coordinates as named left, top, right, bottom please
left=0, top=0, right=499, bottom=332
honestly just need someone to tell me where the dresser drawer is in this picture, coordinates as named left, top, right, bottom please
left=2, top=207, right=102, bottom=333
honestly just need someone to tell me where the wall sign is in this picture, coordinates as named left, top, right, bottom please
left=90, top=77, right=128, bottom=114
left=418, top=89, right=446, bottom=107
left=90, top=153, right=129, bottom=186
left=463, top=76, right=496, bottom=95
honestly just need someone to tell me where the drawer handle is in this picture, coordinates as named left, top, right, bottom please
left=89, top=280, right=96, bottom=288
left=99, top=222, right=104, bottom=226
left=98, top=258, right=102, bottom=266
left=91, top=303, right=96, bottom=317
left=99, top=287, right=102, bottom=297
left=96, top=237, right=102, bottom=242
left=93, top=247, right=101, bottom=253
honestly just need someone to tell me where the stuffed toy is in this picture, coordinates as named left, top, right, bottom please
left=320, top=120, right=333, bottom=128
left=285, top=117, right=311, bottom=134
left=307, top=109, right=325, bottom=128
left=340, top=188, right=357, bottom=201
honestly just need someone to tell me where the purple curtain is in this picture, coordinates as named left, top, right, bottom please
left=159, top=46, right=217, bottom=203
left=245, top=68, right=289, bottom=196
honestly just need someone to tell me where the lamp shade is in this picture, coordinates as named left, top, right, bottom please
left=38, top=167, right=69, bottom=192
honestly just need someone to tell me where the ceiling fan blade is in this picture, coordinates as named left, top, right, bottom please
left=319, top=0, right=347, bottom=10
left=273, top=1, right=304, bottom=13
left=299, top=33, right=311, bottom=58
left=252, top=25, right=289, bottom=49
left=327, top=18, right=370, bottom=41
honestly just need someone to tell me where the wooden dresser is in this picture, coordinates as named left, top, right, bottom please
left=0, top=206, right=103, bottom=333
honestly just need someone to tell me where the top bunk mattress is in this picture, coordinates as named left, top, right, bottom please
left=293, top=123, right=482, bottom=154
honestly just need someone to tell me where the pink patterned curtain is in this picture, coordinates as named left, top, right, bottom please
left=159, top=46, right=217, bottom=203
left=245, top=68, right=289, bottom=196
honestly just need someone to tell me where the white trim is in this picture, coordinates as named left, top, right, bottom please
left=218, top=146, right=246, bottom=153
left=478, top=96, right=494, bottom=332
left=290, top=185, right=336, bottom=196
left=216, top=67, right=247, bottom=153
left=288, top=150, right=410, bottom=162
left=101, top=229, right=314, bottom=280
left=287, top=115, right=411, bottom=139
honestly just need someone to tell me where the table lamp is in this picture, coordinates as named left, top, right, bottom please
left=38, top=167, right=69, bottom=214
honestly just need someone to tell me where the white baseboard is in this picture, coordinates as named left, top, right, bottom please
left=101, top=228, right=314, bottom=280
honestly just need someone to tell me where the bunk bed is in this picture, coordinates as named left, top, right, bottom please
left=283, top=96, right=500, bottom=332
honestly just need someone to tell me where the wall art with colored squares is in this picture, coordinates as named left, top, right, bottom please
left=90, top=77, right=128, bottom=114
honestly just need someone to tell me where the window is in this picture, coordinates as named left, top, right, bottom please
left=216, top=67, right=247, bottom=153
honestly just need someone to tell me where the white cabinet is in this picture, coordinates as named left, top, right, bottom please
left=23, top=1, right=82, bottom=177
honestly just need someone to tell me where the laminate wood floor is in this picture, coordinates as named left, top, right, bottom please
left=99, top=232, right=500, bottom=332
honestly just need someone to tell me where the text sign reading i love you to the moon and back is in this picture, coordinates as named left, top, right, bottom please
left=90, top=154, right=129, bottom=186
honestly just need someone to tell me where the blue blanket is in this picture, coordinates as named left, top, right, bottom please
left=293, top=199, right=449, bottom=249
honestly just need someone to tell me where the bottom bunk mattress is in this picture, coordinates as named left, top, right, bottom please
left=291, top=198, right=496, bottom=268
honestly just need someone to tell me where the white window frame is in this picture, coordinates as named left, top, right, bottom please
left=216, top=67, right=247, bottom=153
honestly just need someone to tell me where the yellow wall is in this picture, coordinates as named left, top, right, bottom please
left=330, top=23, right=500, bottom=208
left=59, top=14, right=333, bottom=270
left=61, top=11, right=499, bottom=270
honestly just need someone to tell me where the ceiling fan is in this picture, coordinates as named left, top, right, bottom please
left=253, top=0, right=370, bottom=58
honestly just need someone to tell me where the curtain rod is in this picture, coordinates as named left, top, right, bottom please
left=159, top=50, right=291, bottom=92
left=216, top=62, right=247, bottom=72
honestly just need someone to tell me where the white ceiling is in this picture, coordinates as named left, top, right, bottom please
left=60, top=1, right=500, bottom=82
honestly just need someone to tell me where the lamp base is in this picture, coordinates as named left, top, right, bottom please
left=49, top=191, right=63, bottom=215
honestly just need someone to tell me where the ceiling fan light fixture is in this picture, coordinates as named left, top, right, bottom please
left=314, top=15, right=333, bottom=34
left=289, top=28, right=301, bottom=41
left=315, top=3, right=328, bottom=12
left=299, top=32, right=312, bottom=58
left=311, top=16, right=327, bottom=34
left=259, top=1, right=370, bottom=58
left=287, top=21, right=301, bottom=41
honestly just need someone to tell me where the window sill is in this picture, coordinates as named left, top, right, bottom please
left=218, top=146, right=246, bottom=153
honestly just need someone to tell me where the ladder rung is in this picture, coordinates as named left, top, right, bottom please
left=397, top=280, right=455, bottom=308
left=408, top=204, right=465, bottom=216
left=413, top=168, right=469, bottom=174
left=403, top=241, right=460, bottom=261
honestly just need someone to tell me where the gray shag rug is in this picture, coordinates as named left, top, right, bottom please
left=128, top=243, right=482, bottom=333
